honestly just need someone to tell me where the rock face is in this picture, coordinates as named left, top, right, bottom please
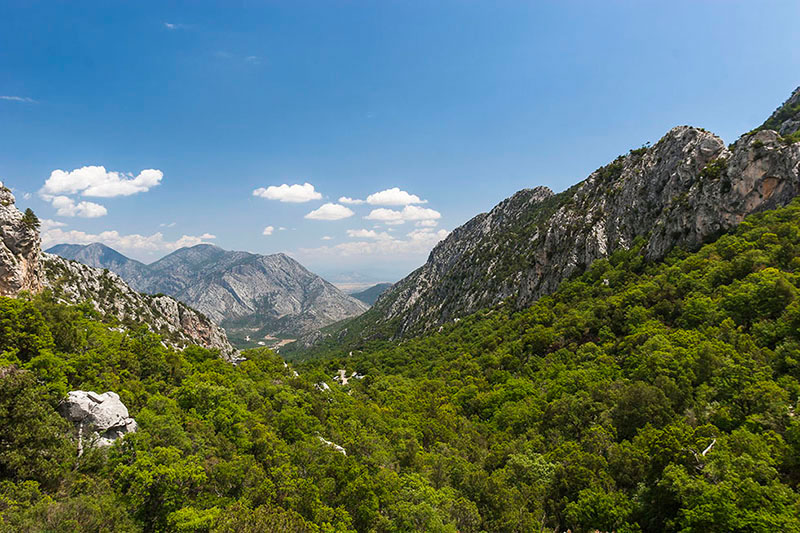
left=0, top=184, right=43, bottom=297
left=49, top=243, right=369, bottom=341
left=349, top=90, right=800, bottom=339
left=0, top=191, right=237, bottom=359
left=59, top=390, right=137, bottom=449
left=757, top=86, right=800, bottom=138
left=41, top=254, right=237, bottom=359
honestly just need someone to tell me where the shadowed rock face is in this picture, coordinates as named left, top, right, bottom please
left=355, top=91, right=800, bottom=340
left=0, top=184, right=42, bottom=296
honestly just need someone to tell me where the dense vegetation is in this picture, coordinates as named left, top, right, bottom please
left=3, top=200, right=800, bottom=531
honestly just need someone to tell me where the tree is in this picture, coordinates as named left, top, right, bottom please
left=21, top=208, right=40, bottom=230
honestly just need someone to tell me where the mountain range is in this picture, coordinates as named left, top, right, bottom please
left=297, top=86, right=800, bottom=352
left=47, top=242, right=368, bottom=346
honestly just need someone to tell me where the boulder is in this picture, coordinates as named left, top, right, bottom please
left=59, top=390, right=137, bottom=450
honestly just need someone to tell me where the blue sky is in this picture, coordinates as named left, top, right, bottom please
left=1, top=1, right=799, bottom=283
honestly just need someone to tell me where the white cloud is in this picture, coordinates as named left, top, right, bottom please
left=338, top=196, right=365, bottom=205
left=253, top=182, right=322, bottom=203
left=416, top=219, right=438, bottom=227
left=41, top=227, right=216, bottom=254
left=50, top=196, right=108, bottom=218
left=262, top=225, right=275, bottom=236
left=41, top=166, right=163, bottom=198
left=278, top=227, right=287, bottom=231
left=40, top=219, right=66, bottom=230
left=366, top=187, right=426, bottom=206
left=22, top=192, right=32, bottom=200
left=298, top=228, right=449, bottom=260
left=159, top=222, right=176, bottom=228
left=164, top=22, right=177, bottom=29
left=245, top=55, right=260, bottom=64
left=321, top=236, right=333, bottom=240
left=305, top=203, right=354, bottom=221
left=364, top=205, right=441, bottom=225
left=346, top=229, right=392, bottom=240
left=0, top=95, right=36, bottom=103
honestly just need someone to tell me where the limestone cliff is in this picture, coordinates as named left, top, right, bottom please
left=338, top=88, right=800, bottom=341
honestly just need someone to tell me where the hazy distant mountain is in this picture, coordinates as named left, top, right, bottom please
left=47, top=243, right=148, bottom=281
left=349, top=283, right=393, bottom=306
left=47, top=243, right=369, bottom=343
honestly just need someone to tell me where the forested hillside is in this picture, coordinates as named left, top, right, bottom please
left=2, top=199, right=800, bottom=531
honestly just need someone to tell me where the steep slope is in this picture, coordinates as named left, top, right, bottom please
left=326, top=88, right=800, bottom=342
left=349, top=283, right=393, bottom=306
left=47, top=243, right=369, bottom=341
left=0, top=185, right=43, bottom=296
left=47, top=242, right=148, bottom=281
left=0, top=186, right=236, bottom=359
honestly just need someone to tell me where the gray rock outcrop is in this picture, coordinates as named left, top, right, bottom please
left=342, top=89, right=800, bottom=340
left=59, top=390, right=137, bottom=451
left=0, top=184, right=43, bottom=296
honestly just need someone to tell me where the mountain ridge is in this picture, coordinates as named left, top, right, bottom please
left=301, top=88, right=800, bottom=350
left=0, top=186, right=237, bottom=359
left=47, top=242, right=369, bottom=344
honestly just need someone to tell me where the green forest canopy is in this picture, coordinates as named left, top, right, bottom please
left=2, top=200, right=800, bottom=531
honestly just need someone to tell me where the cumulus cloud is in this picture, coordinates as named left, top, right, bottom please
left=0, top=95, right=36, bottom=103
left=41, top=166, right=163, bottom=198
left=346, top=229, right=392, bottom=240
left=40, top=219, right=66, bottom=230
left=305, top=203, right=354, bottom=221
left=321, top=236, right=333, bottom=240
left=364, top=205, right=441, bottom=225
left=338, top=196, right=365, bottom=205
left=299, top=228, right=449, bottom=260
left=50, top=196, right=108, bottom=218
left=416, top=219, right=438, bottom=227
left=262, top=225, right=274, bottom=236
left=252, top=182, right=321, bottom=203
left=41, top=227, right=216, bottom=255
left=366, top=188, right=426, bottom=206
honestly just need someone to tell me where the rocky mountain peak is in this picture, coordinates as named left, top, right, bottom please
left=350, top=90, right=800, bottom=341
left=0, top=182, right=43, bottom=296
left=758, top=86, right=800, bottom=137
left=0, top=188, right=236, bottom=358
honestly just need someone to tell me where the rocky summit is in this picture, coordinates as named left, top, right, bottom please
left=0, top=185, right=43, bottom=297
left=341, top=88, right=800, bottom=341
left=49, top=242, right=369, bottom=344
left=0, top=188, right=237, bottom=359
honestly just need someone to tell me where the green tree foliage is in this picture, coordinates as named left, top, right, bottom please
left=3, top=200, right=800, bottom=530
left=21, top=208, right=40, bottom=230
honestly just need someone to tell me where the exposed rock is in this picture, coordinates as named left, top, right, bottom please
left=48, top=243, right=369, bottom=341
left=41, top=254, right=238, bottom=360
left=59, top=390, right=138, bottom=451
left=0, top=184, right=42, bottom=296
left=339, top=90, right=800, bottom=341
left=318, top=436, right=346, bottom=455
left=0, top=190, right=237, bottom=359
left=757, top=86, right=800, bottom=137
